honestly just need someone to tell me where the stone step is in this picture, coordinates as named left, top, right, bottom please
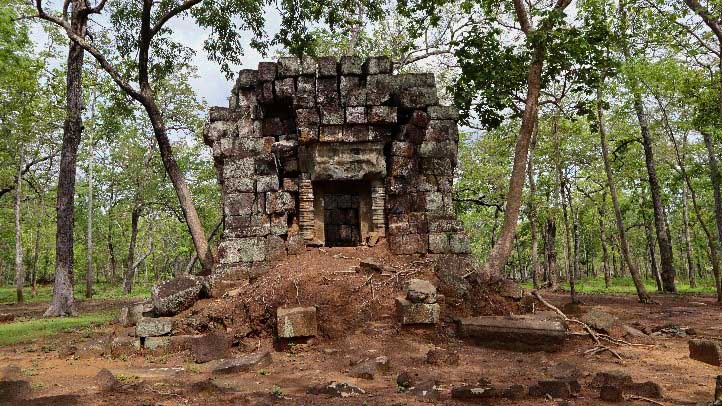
left=458, top=316, right=567, bottom=351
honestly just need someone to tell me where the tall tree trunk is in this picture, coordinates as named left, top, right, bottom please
left=31, top=190, right=45, bottom=297
left=545, top=217, right=558, bottom=289
left=45, top=0, right=87, bottom=317
left=599, top=213, right=611, bottom=289
left=703, top=129, right=722, bottom=300
left=643, top=208, right=663, bottom=292
left=86, top=131, right=94, bottom=298
left=527, top=126, right=541, bottom=289
left=597, top=89, right=651, bottom=303
left=14, top=151, right=25, bottom=304
left=553, top=116, right=576, bottom=301
left=142, top=100, right=212, bottom=274
left=482, top=38, right=545, bottom=274
left=682, top=187, right=696, bottom=288
left=123, top=204, right=141, bottom=294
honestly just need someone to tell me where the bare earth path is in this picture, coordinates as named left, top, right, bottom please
left=0, top=280, right=720, bottom=404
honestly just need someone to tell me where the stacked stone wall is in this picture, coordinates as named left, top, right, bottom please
left=204, top=56, right=469, bottom=277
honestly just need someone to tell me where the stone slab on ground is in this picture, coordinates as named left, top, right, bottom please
left=190, top=332, right=232, bottom=363
left=136, top=317, right=173, bottom=337
left=212, top=351, right=272, bottom=374
left=590, top=370, right=633, bottom=388
left=403, top=279, right=437, bottom=304
left=396, top=297, right=440, bottom=324
left=306, top=381, right=365, bottom=397
left=277, top=306, right=318, bottom=338
left=689, top=339, right=722, bottom=366
left=0, top=380, right=31, bottom=403
left=458, top=315, right=567, bottom=351
left=581, top=308, right=620, bottom=335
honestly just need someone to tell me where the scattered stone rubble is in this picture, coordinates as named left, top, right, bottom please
left=396, top=278, right=440, bottom=324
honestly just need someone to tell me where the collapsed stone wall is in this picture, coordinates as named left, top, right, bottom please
left=203, top=56, right=470, bottom=277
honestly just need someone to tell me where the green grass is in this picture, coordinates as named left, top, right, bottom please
left=0, top=311, right=115, bottom=346
left=521, top=276, right=719, bottom=295
left=0, top=283, right=151, bottom=305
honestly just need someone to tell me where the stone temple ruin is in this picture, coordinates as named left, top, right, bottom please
left=203, top=56, right=470, bottom=278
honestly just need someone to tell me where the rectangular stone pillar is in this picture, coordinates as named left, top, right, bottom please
left=299, top=174, right=315, bottom=241
left=371, top=180, right=386, bottom=236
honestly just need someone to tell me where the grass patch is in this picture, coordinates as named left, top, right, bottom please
left=0, top=283, right=151, bottom=305
left=521, top=276, right=718, bottom=295
left=0, top=311, right=114, bottom=346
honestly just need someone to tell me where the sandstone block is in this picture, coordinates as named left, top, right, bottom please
left=294, top=76, right=316, bottom=108
left=345, top=107, right=366, bottom=124
left=450, top=233, right=471, bottom=254
left=136, top=317, right=173, bottom=337
left=235, top=69, right=258, bottom=89
left=363, top=56, right=392, bottom=74
left=212, top=350, right=272, bottom=374
left=257, top=62, right=277, bottom=81
left=274, top=78, right=295, bottom=98
left=306, top=381, right=365, bottom=397
left=428, top=105, right=459, bottom=120
left=317, top=57, right=337, bottom=77
left=340, top=76, right=366, bottom=106
left=152, top=275, right=206, bottom=316
left=218, top=237, right=266, bottom=264
left=298, top=126, right=319, bottom=143
left=458, top=316, right=567, bottom=351
left=317, top=77, right=339, bottom=106
left=190, top=332, right=232, bottom=363
left=581, top=308, right=620, bottom=335
left=320, top=105, right=343, bottom=125
left=396, top=297, right=439, bottom=324
left=266, top=191, right=295, bottom=214
left=404, top=279, right=437, bottom=304
left=368, top=105, right=396, bottom=124
left=340, top=56, right=363, bottom=75
left=300, top=55, right=316, bottom=75
left=428, top=233, right=450, bottom=254
left=689, top=339, right=722, bottom=366
left=266, top=234, right=287, bottom=260
left=400, top=87, right=438, bottom=108
left=277, top=306, right=318, bottom=338
left=277, top=56, right=300, bottom=77
left=256, top=175, right=279, bottom=192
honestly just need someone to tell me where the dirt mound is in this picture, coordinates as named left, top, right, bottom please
left=173, top=241, right=521, bottom=343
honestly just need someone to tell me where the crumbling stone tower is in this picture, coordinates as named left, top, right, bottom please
left=204, top=56, right=469, bottom=278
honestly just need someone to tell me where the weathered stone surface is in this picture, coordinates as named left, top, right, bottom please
left=300, top=55, right=316, bottom=75
left=218, top=237, right=266, bottom=264
left=111, top=336, right=140, bottom=358
left=581, top=308, right=620, bottom=335
left=349, top=356, right=390, bottom=379
left=428, top=105, right=459, bottom=120
left=396, top=297, right=440, bottom=324
left=359, top=257, right=392, bottom=273
left=307, top=142, right=386, bottom=181
left=345, top=107, right=366, bottom=124
left=400, top=87, right=438, bottom=108
left=277, top=57, right=300, bottom=77
left=600, top=384, right=624, bottom=402
left=451, top=385, right=499, bottom=400
left=590, top=371, right=633, bottom=388
left=340, top=56, right=363, bottom=75
left=306, top=381, right=365, bottom=397
left=96, top=369, right=120, bottom=392
left=190, top=333, right=232, bottom=363
left=623, top=381, right=663, bottom=398
left=0, top=380, right=31, bottom=403
left=503, top=384, right=528, bottom=400
left=0, top=365, right=22, bottom=381
left=340, top=76, right=366, bottom=106
left=277, top=306, right=318, bottom=338
left=690, top=339, right=722, bottom=366
left=458, top=316, right=567, bottom=351
left=425, top=348, right=459, bottom=366
left=363, top=56, right=392, bottom=74
left=404, top=279, right=437, bottom=304
left=368, top=105, right=396, bottom=123
left=317, top=57, right=337, bottom=77
left=212, top=350, right=272, bottom=374
left=235, top=69, right=258, bottom=89
left=152, top=275, right=206, bottom=317
left=136, top=317, right=173, bottom=337
left=257, top=62, right=277, bottom=81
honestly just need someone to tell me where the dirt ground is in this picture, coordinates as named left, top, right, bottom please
left=1, top=246, right=720, bottom=405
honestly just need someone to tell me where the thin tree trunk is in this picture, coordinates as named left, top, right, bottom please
left=14, top=151, right=25, bottom=304
left=86, top=131, right=94, bottom=298
left=545, top=217, right=558, bottom=289
left=599, top=213, right=611, bottom=289
left=703, top=129, right=722, bottom=300
left=643, top=208, right=663, bottom=292
left=597, top=89, right=651, bottom=303
left=31, top=190, right=44, bottom=297
left=123, top=204, right=141, bottom=294
left=45, top=0, right=87, bottom=317
left=682, top=187, right=696, bottom=288
left=553, top=116, right=576, bottom=301
left=527, top=125, right=541, bottom=289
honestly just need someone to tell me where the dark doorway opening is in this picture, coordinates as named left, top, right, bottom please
left=323, top=188, right=361, bottom=247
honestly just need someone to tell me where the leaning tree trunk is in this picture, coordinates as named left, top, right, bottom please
left=123, top=204, right=141, bottom=294
left=484, top=46, right=544, bottom=275
left=597, top=90, right=651, bottom=303
left=142, top=100, right=213, bottom=275
left=14, top=151, right=25, bottom=304
left=45, top=2, right=88, bottom=317
left=643, top=210, right=663, bottom=292
left=545, top=217, right=559, bottom=289
left=86, top=131, right=94, bottom=298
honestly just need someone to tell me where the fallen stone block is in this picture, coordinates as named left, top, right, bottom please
left=581, top=308, right=620, bottom=335
left=623, top=381, right=663, bottom=399
left=425, top=348, right=459, bottom=366
left=528, top=379, right=579, bottom=399
left=359, top=258, right=392, bottom=274
left=451, top=385, right=499, bottom=400
left=144, top=337, right=171, bottom=351
left=96, top=369, right=120, bottom=392
left=152, top=275, right=206, bottom=317
left=600, top=384, right=623, bottom=402
left=404, top=279, right=437, bottom=304
left=396, top=297, right=440, bottom=325
left=590, top=370, right=633, bottom=388
left=190, top=332, right=232, bottom=363
left=111, top=336, right=140, bottom=358
left=77, top=335, right=112, bottom=358
left=0, top=380, right=31, bottom=403
left=306, top=381, right=365, bottom=397
left=458, top=316, right=567, bottom=351
left=349, top=356, right=390, bottom=380
left=689, top=339, right=722, bottom=366
left=136, top=317, right=173, bottom=337
left=277, top=306, right=318, bottom=338
left=212, top=351, right=272, bottom=374
left=502, top=384, right=527, bottom=400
